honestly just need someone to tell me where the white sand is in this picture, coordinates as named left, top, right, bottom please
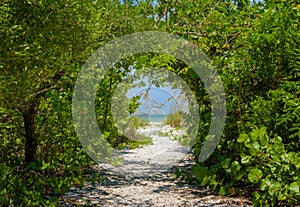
left=61, top=123, right=253, bottom=207
left=98, top=122, right=190, bottom=177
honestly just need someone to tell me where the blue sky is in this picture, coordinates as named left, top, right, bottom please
left=133, top=87, right=174, bottom=114
left=126, top=76, right=188, bottom=115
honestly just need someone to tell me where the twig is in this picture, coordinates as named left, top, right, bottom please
left=175, top=31, right=206, bottom=37
left=28, top=84, right=58, bottom=99
left=155, top=0, right=178, bottom=28
left=199, top=0, right=222, bottom=26
left=226, top=31, right=241, bottom=44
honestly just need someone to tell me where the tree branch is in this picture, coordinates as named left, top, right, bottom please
left=29, top=84, right=58, bottom=99
left=175, top=31, right=206, bottom=37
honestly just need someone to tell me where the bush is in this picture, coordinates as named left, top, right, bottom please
left=237, top=127, right=300, bottom=206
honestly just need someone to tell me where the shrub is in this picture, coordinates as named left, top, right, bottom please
left=237, top=127, right=300, bottom=206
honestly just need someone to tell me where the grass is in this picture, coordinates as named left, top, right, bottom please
left=164, top=111, right=184, bottom=128
left=127, top=136, right=153, bottom=149
left=117, top=118, right=152, bottom=150
left=158, top=131, right=171, bottom=137
left=116, top=135, right=152, bottom=150
left=130, top=115, right=149, bottom=129
left=112, top=115, right=152, bottom=151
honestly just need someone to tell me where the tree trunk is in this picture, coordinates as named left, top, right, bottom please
left=103, top=74, right=113, bottom=130
left=23, top=105, right=37, bottom=165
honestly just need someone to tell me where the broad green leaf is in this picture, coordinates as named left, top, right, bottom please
left=290, top=182, right=300, bottom=194
left=41, top=162, right=50, bottom=170
left=237, top=134, right=248, bottom=143
left=221, top=158, right=231, bottom=169
left=219, top=186, right=228, bottom=196
left=192, top=165, right=208, bottom=182
left=241, top=153, right=251, bottom=164
left=260, top=178, right=271, bottom=191
left=248, top=168, right=263, bottom=183
left=250, top=129, right=260, bottom=142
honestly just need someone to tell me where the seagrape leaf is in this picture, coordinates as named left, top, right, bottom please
left=237, top=133, right=248, bottom=143
left=290, top=182, right=300, bottom=194
left=248, top=168, right=263, bottom=183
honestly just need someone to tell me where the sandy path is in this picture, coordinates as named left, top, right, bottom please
left=60, top=123, right=252, bottom=206
left=99, top=122, right=190, bottom=177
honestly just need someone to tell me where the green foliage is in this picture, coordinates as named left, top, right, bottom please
left=0, top=0, right=299, bottom=205
left=0, top=162, right=59, bottom=206
left=190, top=127, right=300, bottom=205
left=125, top=136, right=153, bottom=150
left=0, top=0, right=155, bottom=205
left=128, top=96, right=142, bottom=115
left=168, top=0, right=300, bottom=205
left=241, top=82, right=300, bottom=146
left=238, top=128, right=300, bottom=206
left=121, top=116, right=152, bottom=149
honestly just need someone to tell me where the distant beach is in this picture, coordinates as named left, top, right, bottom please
left=136, top=114, right=166, bottom=122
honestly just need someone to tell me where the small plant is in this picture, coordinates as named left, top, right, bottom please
left=158, top=131, right=171, bottom=137
left=127, top=135, right=153, bottom=149
left=164, top=111, right=184, bottom=128
left=130, top=115, right=149, bottom=129
left=119, top=125, right=152, bottom=150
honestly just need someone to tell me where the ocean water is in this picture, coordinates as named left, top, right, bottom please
left=137, top=114, right=167, bottom=122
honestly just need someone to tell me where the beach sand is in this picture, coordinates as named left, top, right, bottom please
left=99, top=122, right=190, bottom=177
